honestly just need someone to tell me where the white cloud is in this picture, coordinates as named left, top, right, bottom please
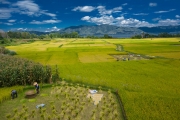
left=152, top=18, right=161, bottom=21
left=72, top=6, right=95, bottom=12
left=175, top=15, right=180, bottom=18
left=0, top=0, right=57, bottom=18
left=81, top=16, right=91, bottom=21
left=133, top=13, right=149, bottom=16
left=53, top=26, right=57, bottom=29
left=149, top=3, right=157, bottom=7
left=122, top=3, right=128, bottom=6
left=97, top=6, right=122, bottom=15
left=14, top=0, right=39, bottom=12
left=72, top=5, right=123, bottom=15
left=8, top=19, right=16, bottom=22
left=81, top=15, right=154, bottom=27
left=154, top=9, right=176, bottom=13
left=0, top=8, right=14, bottom=19
left=41, top=11, right=56, bottom=17
left=0, top=0, right=10, bottom=4
left=13, top=0, right=40, bottom=16
left=19, top=20, right=26, bottom=24
left=158, top=19, right=180, bottom=26
left=45, top=26, right=60, bottom=32
left=30, top=20, right=61, bottom=24
left=4, top=23, right=13, bottom=25
left=17, top=28, right=27, bottom=31
left=52, top=26, right=60, bottom=31
left=80, top=5, right=155, bottom=27
left=88, top=15, right=115, bottom=25
left=0, top=0, right=57, bottom=20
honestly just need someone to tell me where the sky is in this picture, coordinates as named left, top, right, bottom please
left=0, top=0, right=180, bottom=32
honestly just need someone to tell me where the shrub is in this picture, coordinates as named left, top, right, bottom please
left=0, top=54, right=52, bottom=87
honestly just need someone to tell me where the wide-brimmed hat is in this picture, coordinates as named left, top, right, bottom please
left=33, top=82, right=37, bottom=85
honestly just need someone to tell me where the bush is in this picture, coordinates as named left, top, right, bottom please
left=8, top=50, right=17, bottom=55
left=0, top=54, right=52, bottom=87
left=0, top=46, right=17, bottom=55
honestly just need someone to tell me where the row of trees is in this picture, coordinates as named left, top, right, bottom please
left=1, top=31, right=180, bottom=40
left=4, top=31, right=81, bottom=39
left=132, top=33, right=180, bottom=39
left=0, top=31, right=113, bottom=40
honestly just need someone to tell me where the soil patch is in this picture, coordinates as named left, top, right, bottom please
left=110, top=54, right=152, bottom=61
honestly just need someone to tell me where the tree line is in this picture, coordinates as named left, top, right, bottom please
left=1, top=31, right=180, bottom=41
left=0, top=31, right=113, bottom=40
left=131, top=32, right=180, bottom=39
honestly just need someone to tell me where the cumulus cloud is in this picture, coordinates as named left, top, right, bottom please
left=81, top=16, right=91, bottom=21
left=154, top=9, right=176, bottom=13
left=83, top=15, right=115, bottom=25
left=30, top=20, right=61, bottom=24
left=133, top=13, right=149, bottom=16
left=72, top=5, right=122, bottom=15
left=72, top=6, right=95, bottom=12
left=45, top=26, right=60, bottom=32
left=80, top=5, right=155, bottom=27
left=149, top=3, right=157, bottom=7
left=175, top=15, right=180, bottom=18
left=81, top=15, right=153, bottom=27
left=97, top=6, right=122, bottom=15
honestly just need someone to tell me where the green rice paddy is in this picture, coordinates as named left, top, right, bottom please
left=6, top=38, right=180, bottom=120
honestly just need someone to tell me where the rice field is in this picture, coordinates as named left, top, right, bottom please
left=6, top=38, right=180, bottom=120
left=0, top=83, right=122, bottom=120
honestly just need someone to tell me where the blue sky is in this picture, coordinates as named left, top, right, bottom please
left=0, top=0, right=180, bottom=32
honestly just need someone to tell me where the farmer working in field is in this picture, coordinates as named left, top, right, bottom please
left=33, top=82, right=40, bottom=94
left=11, top=90, right=17, bottom=99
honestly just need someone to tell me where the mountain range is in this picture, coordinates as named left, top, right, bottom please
left=60, top=24, right=142, bottom=37
left=2, top=25, right=180, bottom=38
left=58, top=24, right=180, bottom=37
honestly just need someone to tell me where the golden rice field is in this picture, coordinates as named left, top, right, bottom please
left=6, top=38, right=180, bottom=120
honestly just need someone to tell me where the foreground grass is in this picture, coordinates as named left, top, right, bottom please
left=6, top=38, right=180, bottom=120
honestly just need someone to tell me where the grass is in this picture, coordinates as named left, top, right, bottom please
left=0, top=83, right=122, bottom=120
left=6, top=38, right=180, bottom=120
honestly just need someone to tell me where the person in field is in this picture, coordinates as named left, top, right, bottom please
left=33, top=82, right=40, bottom=94
left=11, top=90, right=17, bottom=99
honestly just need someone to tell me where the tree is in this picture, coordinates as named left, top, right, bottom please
left=0, top=34, right=3, bottom=40
left=39, top=35, right=45, bottom=40
left=103, top=34, right=112, bottom=38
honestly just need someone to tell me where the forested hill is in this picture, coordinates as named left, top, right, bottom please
left=138, top=25, right=180, bottom=34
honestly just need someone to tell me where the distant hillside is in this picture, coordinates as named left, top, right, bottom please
left=59, top=24, right=143, bottom=38
left=26, top=31, right=49, bottom=35
left=6, top=25, right=180, bottom=38
left=138, top=25, right=180, bottom=34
